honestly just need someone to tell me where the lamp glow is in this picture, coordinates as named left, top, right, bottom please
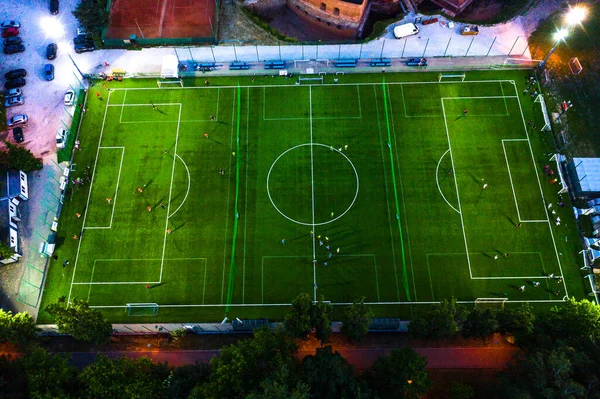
left=553, top=29, right=568, bottom=42
left=566, top=6, right=587, bottom=25
left=40, top=16, right=65, bottom=39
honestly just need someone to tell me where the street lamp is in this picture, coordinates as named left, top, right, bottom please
left=538, top=28, right=568, bottom=71
left=565, top=5, right=587, bottom=26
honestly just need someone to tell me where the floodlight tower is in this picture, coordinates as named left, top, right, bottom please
left=538, top=29, right=568, bottom=71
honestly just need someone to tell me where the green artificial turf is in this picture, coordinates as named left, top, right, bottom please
left=37, top=70, right=587, bottom=324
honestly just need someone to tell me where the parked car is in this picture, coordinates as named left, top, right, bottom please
left=56, top=129, right=68, bottom=148
left=1, top=21, right=21, bottom=30
left=4, top=69, right=26, bottom=79
left=74, top=42, right=95, bottom=53
left=5, top=78, right=25, bottom=89
left=73, top=35, right=93, bottom=45
left=4, top=78, right=25, bottom=89
left=3, top=36, right=21, bottom=45
left=50, top=0, right=59, bottom=14
left=4, top=88, right=22, bottom=98
left=3, top=44, right=25, bottom=54
left=7, top=114, right=28, bottom=127
left=4, top=96, right=24, bottom=108
left=12, top=127, right=24, bottom=143
left=64, top=89, right=75, bottom=105
left=46, top=43, right=57, bottom=60
left=1, top=27, right=19, bottom=38
left=44, top=64, right=54, bottom=81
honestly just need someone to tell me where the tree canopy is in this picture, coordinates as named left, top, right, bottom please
left=284, top=293, right=313, bottom=338
left=0, top=309, right=38, bottom=348
left=0, top=141, right=42, bottom=173
left=72, top=0, right=110, bottom=36
left=45, top=299, right=112, bottom=344
left=408, top=298, right=467, bottom=341
left=341, top=297, right=374, bottom=342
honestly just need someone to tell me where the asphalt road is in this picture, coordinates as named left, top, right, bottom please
left=64, top=347, right=519, bottom=369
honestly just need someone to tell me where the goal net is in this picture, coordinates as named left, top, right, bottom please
left=127, top=303, right=159, bottom=316
left=157, top=79, right=184, bottom=88
left=438, top=73, right=466, bottom=82
left=297, top=76, right=324, bottom=84
left=534, top=94, right=552, bottom=131
left=474, top=298, right=507, bottom=310
left=502, top=57, right=540, bottom=68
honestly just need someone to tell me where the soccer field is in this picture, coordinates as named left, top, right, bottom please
left=38, top=70, right=586, bottom=323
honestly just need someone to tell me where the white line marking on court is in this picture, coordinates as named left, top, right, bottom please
left=119, top=89, right=127, bottom=122
left=499, top=82, right=509, bottom=115
left=400, top=84, right=408, bottom=117
left=441, top=99, right=473, bottom=279
left=521, top=219, right=549, bottom=223
left=215, top=87, right=220, bottom=121
left=309, top=86, right=317, bottom=302
left=168, top=154, right=191, bottom=219
left=220, top=91, right=237, bottom=303
left=502, top=140, right=522, bottom=222
left=67, top=89, right=114, bottom=305
left=242, top=88, right=250, bottom=304
left=159, top=103, right=182, bottom=282
left=373, top=85, right=401, bottom=302
left=513, top=84, right=569, bottom=297
left=435, top=149, right=460, bottom=214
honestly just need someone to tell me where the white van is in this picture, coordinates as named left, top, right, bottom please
left=393, top=23, right=419, bottom=39
left=56, top=129, right=68, bottom=149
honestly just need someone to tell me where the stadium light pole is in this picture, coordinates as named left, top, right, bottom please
left=537, top=29, right=568, bottom=71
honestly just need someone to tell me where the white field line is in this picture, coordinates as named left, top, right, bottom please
left=220, top=91, right=237, bottom=303
left=215, top=87, right=220, bottom=121
left=89, top=298, right=567, bottom=309
left=435, top=149, right=460, bottom=214
left=387, top=84, right=418, bottom=302
left=82, top=146, right=124, bottom=231
left=119, top=89, right=127, bottom=122
left=400, top=83, right=408, bottom=117
left=513, top=85, right=569, bottom=297
left=309, top=86, right=317, bottom=302
left=159, top=103, right=182, bottom=282
left=499, top=82, right=509, bottom=115
left=502, top=140, right=522, bottom=222
left=441, top=99, right=473, bottom=279
left=168, top=154, right=191, bottom=219
left=262, top=85, right=361, bottom=121
left=373, top=85, right=401, bottom=302
left=67, top=89, right=114, bottom=305
left=110, top=79, right=521, bottom=92
left=242, top=88, right=250, bottom=304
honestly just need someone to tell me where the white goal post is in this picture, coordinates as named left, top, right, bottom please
left=297, top=76, right=324, bottom=84
left=534, top=94, right=552, bottom=131
left=157, top=79, right=184, bottom=88
left=127, top=303, right=159, bottom=316
left=438, top=73, right=466, bottom=82
left=474, top=298, right=507, bottom=309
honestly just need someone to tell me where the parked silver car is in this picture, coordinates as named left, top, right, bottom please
left=4, top=96, right=24, bottom=107
left=7, top=114, right=28, bottom=127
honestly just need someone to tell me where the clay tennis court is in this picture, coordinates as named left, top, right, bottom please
left=106, top=0, right=216, bottom=40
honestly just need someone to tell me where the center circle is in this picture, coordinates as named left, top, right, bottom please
left=266, top=143, right=359, bottom=226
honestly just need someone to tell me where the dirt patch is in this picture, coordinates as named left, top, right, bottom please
left=268, top=6, right=353, bottom=41
left=217, top=0, right=279, bottom=43
left=459, top=0, right=504, bottom=22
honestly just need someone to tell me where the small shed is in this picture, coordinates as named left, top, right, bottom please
left=567, top=158, right=600, bottom=198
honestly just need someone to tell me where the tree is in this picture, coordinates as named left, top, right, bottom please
left=541, top=298, right=600, bottom=345
left=45, top=299, right=112, bottom=344
left=462, top=307, right=498, bottom=344
left=72, top=0, right=110, bottom=36
left=312, top=296, right=332, bottom=344
left=300, top=346, right=367, bottom=399
left=284, top=293, right=313, bottom=338
left=496, top=303, right=535, bottom=342
left=79, top=355, right=169, bottom=399
left=341, top=297, right=374, bottom=342
left=366, top=347, right=431, bottom=399
left=245, top=368, right=310, bottom=399
left=0, top=241, right=14, bottom=259
left=198, top=327, right=298, bottom=398
left=0, top=309, right=38, bottom=348
left=170, top=328, right=187, bottom=342
left=447, top=382, right=474, bottom=399
left=161, top=362, right=211, bottom=399
left=0, top=141, right=42, bottom=173
left=19, top=348, right=79, bottom=399
left=408, top=298, right=466, bottom=341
